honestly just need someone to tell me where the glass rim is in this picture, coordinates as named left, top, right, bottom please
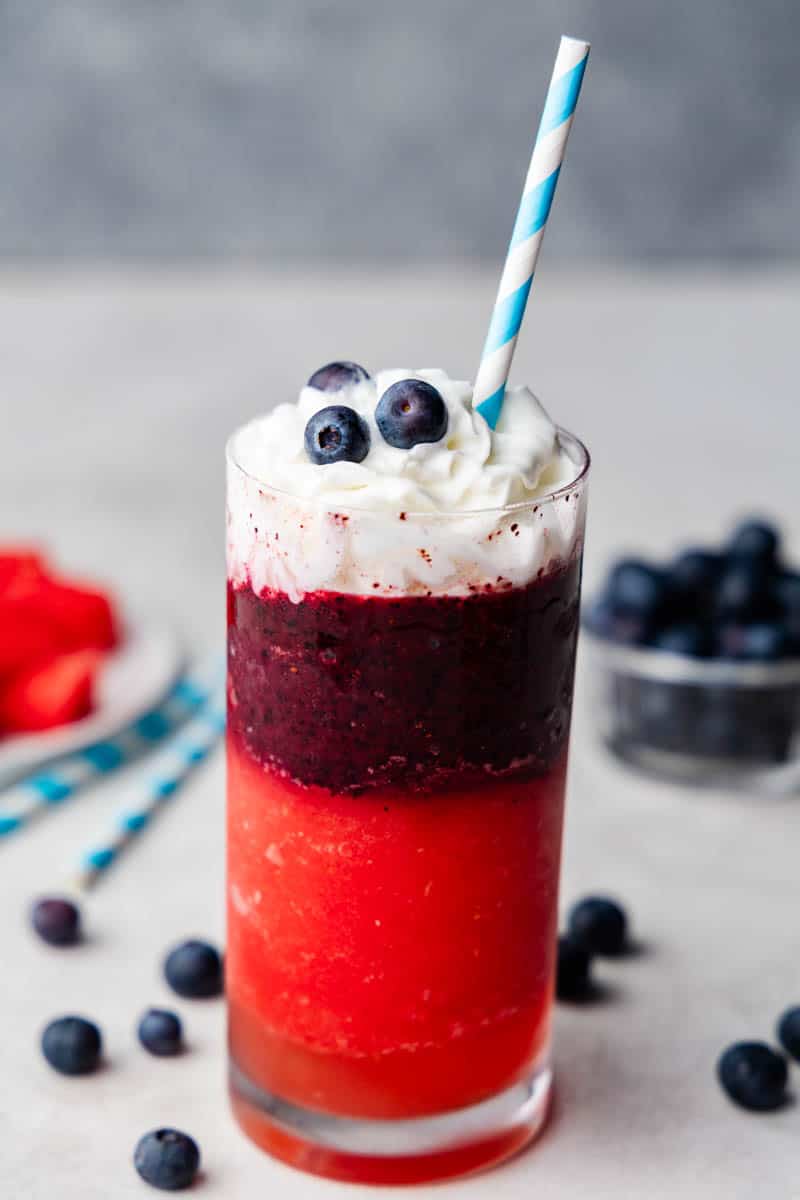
left=226, top=424, right=590, bottom=519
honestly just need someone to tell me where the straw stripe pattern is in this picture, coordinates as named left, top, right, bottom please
left=473, top=36, right=590, bottom=430
left=74, top=691, right=225, bottom=890
left=0, top=664, right=220, bottom=838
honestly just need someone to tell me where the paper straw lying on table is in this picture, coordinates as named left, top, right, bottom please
left=72, top=689, right=225, bottom=891
left=472, top=35, right=590, bottom=429
left=0, top=658, right=222, bottom=839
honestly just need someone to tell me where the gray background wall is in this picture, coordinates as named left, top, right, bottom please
left=1, top=1, right=797, bottom=262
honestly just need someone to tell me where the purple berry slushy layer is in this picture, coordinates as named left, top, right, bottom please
left=227, top=556, right=582, bottom=796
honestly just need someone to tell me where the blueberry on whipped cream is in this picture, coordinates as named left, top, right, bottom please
left=304, top=405, right=371, bottom=465
left=375, top=379, right=448, bottom=449
left=307, top=361, right=371, bottom=391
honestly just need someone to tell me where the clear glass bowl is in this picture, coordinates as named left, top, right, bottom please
left=584, top=628, right=800, bottom=792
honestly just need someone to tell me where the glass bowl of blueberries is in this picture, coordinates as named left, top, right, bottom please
left=583, top=519, right=800, bottom=790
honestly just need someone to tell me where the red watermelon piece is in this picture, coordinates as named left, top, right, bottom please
left=29, top=580, right=119, bottom=652
left=0, top=549, right=47, bottom=600
left=0, top=546, right=120, bottom=734
left=0, top=650, right=103, bottom=733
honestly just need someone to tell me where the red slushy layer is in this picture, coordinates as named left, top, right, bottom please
left=227, top=738, right=566, bottom=1118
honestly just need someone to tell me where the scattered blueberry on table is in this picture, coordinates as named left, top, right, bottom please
left=304, top=405, right=371, bottom=465
left=31, top=896, right=82, bottom=947
left=28, top=874, right=800, bottom=1187
left=307, top=360, right=371, bottom=391
left=555, top=935, right=593, bottom=1002
left=164, top=939, right=224, bottom=1000
left=717, top=1041, right=788, bottom=1112
left=375, top=379, right=449, bottom=448
left=776, top=1006, right=800, bottom=1062
left=138, top=1008, right=184, bottom=1057
left=568, top=896, right=629, bottom=957
left=134, top=1128, right=200, bottom=1192
left=41, top=1015, right=102, bottom=1076
left=556, top=895, right=636, bottom=1004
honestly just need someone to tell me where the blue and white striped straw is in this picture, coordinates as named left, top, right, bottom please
left=0, top=659, right=221, bottom=839
left=473, top=35, right=590, bottom=429
left=73, top=689, right=225, bottom=891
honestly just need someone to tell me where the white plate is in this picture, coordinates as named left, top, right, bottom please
left=0, top=623, right=184, bottom=788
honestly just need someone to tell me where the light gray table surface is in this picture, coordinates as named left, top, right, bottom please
left=2, top=267, right=799, bottom=1199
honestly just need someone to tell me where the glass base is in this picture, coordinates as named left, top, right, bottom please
left=229, top=1058, right=552, bottom=1185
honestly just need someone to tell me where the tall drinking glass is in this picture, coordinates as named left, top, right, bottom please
left=226, top=425, right=589, bottom=1184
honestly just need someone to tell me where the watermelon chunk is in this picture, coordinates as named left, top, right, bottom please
left=0, top=604, right=62, bottom=676
left=0, top=650, right=103, bottom=733
left=31, top=580, right=119, bottom=652
left=0, top=547, right=120, bottom=734
left=0, top=549, right=47, bottom=600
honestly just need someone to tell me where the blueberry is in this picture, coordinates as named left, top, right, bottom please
left=744, top=621, right=791, bottom=661
left=717, top=621, right=791, bottom=661
left=41, top=1015, right=102, bottom=1076
left=164, top=940, right=223, bottom=999
left=777, top=1007, right=800, bottom=1061
left=669, top=549, right=721, bottom=607
left=772, top=573, right=800, bottom=657
left=583, top=596, right=616, bottom=637
left=375, top=379, right=448, bottom=449
left=607, top=559, right=668, bottom=619
left=304, top=405, right=370, bottom=465
left=717, top=1042, right=788, bottom=1112
left=134, top=1128, right=200, bottom=1191
left=568, top=896, right=628, bottom=956
left=774, top=571, right=800, bottom=645
left=651, top=623, right=711, bottom=658
left=713, top=560, right=773, bottom=622
left=307, top=361, right=370, bottom=391
left=138, top=1008, right=184, bottom=1057
left=584, top=596, right=651, bottom=645
left=728, top=519, right=780, bottom=566
left=775, top=570, right=800, bottom=617
left=31, top=896, right=81, bottom=946
left=556, top=935, right=592, bottom=1001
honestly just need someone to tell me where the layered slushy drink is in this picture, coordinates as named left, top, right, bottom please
left=226, top=363, right=588, bottom=1183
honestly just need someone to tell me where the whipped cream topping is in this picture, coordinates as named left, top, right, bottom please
left=231, top=368, right=573, bottom=513
left=227, top=369, right=587, bottom=599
